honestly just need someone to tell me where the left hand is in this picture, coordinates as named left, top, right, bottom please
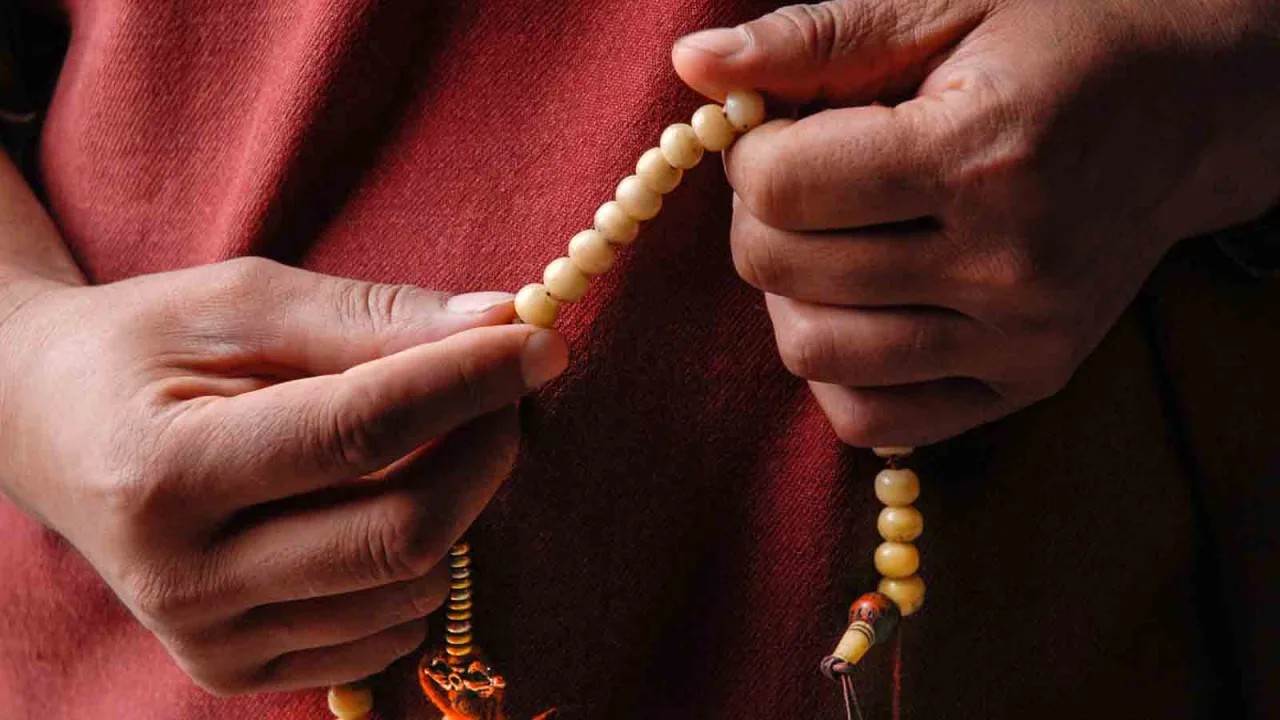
left=673, top=0, right=1280, bottom=446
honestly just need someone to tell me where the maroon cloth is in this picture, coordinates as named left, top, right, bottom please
left=2, top=1, right=1278, bottom=719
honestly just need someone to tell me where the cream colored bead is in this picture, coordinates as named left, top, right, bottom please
left=568, top=229, right=616, bottom=275
left=724, top=90, right=766, bottom=132
left=659, top=123, right=704, bottom=169
left=877, top=506, right=924, bottom=543
left=328, top=683, right=374, bottom=719
left=615, top=175, right=662, bottom=220
left=542, top=257, right=589, bottom=302
left=594, top=201, right=640, bottom=245
left=635, top=147, right=683, bottom=194
left=691, top=104, right=736, bottom=152
left=878, top=575, right=926, bottom=617
left=874, top=542, right=920, bottom=579
left=514, top=283, right=559, bottom=328
left=875, top=468, right=920, bottom=506
left=873, top=446, right=914, bottom=459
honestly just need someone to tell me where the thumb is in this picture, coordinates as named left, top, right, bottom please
left=203, top=258, right=518, bottom=376
left=671, top=1, right=979, bottom=104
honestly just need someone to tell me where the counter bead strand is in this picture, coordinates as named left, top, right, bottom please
left=872, top=448, right=926, bottom=618
left=821, top=445, right=926, bottom=681
left=444, top=543, right=477, bottom=659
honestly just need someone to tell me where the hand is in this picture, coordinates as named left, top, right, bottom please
left=0, top=258, right=568, bottom=694
left=674, top=0, right=1280, bottom=446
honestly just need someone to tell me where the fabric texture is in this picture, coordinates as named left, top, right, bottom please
left=1, top=1, right=1278, bottom=719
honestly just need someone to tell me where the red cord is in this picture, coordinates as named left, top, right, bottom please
left=891, top=632, right=903, bottom=720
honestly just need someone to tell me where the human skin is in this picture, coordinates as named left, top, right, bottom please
left=0, top=154, right=570, bottom=694
left=0, top=0, right=1277, bottom=699
left=673, top=0, right=1280, bottom=447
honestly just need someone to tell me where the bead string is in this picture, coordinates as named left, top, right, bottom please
left=324, top=90, right=768, bottom=720
left=822, top=446, right=926, bottom=716
left=511, top=90, right=766, bottom=328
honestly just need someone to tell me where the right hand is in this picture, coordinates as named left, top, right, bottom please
left=0, top=257, right=568, bottom=695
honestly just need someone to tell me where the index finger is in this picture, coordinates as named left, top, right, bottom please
left=175, top=324, right=566, bottom=511
left=725, top=98, right=958, bottom=231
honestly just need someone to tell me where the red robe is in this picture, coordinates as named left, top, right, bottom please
left=2, top=1, right=1277, bottom=718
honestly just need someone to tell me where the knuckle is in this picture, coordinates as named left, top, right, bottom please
left=98, top=415, right=186, bottom=521
left=180, top=658, right=253, bottom=697
left=903, top=319, right=957, bottom=364
left=406, top=579, right=446, bottom=619
left=216, top=256, right=281, bottom=294
left=767, top=3, right=864, bottom=64
left=444, top=353, right=488, bottom=413
left=735, top=146, right=802, bottom=230
left=196, top=677, right=247, bottom=698
left=125, top=567, right=204, bottom=627
left=387, top=619, right=430, bottom=660
left=982, top=244, right=1052, bottom=292
left=337, top=280, right=425, bottom=335
left=731, top=224, right=791, bottom=293
left=771, top=4, right=840, bottom=63
left=359, top=498, right=439, bottom=584
left=776, top=314, right=835, bottom=380
left=322, top=384, right=391, bottom=471
left=948, top=125, right=1052, bottom=231
left=826, top=391, right=887, bottom=448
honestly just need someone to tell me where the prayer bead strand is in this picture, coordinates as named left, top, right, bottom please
left=873, top=452, right=926, bottom=618
left=329, top=90, right=767, bottom=720
left=513, top=90, right=765, bottom=329
left=822, top=447, right=926, bottom=682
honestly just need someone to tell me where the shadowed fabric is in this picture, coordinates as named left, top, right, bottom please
left=0, top=1, right=1277, bottom=719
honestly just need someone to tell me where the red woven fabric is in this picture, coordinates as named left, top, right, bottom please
left=2, top=1, right=1277, bottom=719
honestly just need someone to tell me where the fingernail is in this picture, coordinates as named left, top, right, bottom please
left=677, top=27, right=749, bottom=58
left=520, top=330, right=569, bottom=389
left=446, top=291, right=514, bottom=314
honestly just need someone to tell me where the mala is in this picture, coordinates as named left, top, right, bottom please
left=324, top=89, right=926, bottom=720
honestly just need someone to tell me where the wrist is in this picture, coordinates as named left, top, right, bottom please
left=0, top=266, right=69, bottom=329
left=0, top=268, right=69, bottom=512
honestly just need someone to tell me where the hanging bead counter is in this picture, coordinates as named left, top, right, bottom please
left=821, top=446, right=926, bottom=720
left=324, top=89, right=924, bottom=720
